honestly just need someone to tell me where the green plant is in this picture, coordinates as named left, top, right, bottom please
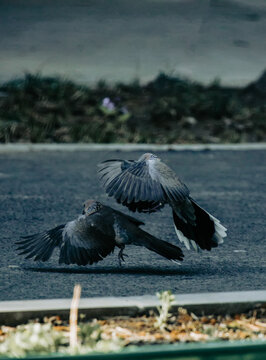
left=0, top=323, right=67, bottom=357
left=154, top=290, right=175, bottom=331
left=0, top=71, right=266, bottom=143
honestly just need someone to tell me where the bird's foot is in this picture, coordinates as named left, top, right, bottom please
left=118, top=248, right=128, bottom=266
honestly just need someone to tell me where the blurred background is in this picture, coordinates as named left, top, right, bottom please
left=0, top=0, right=265, bottom=144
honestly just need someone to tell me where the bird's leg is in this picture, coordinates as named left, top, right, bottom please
left=118, top=245, right=128, bottom=266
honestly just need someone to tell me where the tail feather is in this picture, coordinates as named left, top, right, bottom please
left=135, top=230, right=184, bottom=262
left=173, top=199, right=227, bottom=251
left=208, top=213, right=227, bottom=243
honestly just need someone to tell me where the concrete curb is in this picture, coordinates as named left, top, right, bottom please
left=1, top=290, right=265, bottom=325
left=0, top=143, right=266, bottom=153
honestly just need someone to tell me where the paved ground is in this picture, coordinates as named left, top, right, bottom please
left=1, top=0, right=266, bottom=85
left=0, top=149, right=265, bottom=300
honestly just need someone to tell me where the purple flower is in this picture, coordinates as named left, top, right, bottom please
left=102, top=97, right=115, bottom=111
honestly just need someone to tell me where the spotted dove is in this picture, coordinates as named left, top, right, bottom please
left=98, top=153, right=227, bottom=252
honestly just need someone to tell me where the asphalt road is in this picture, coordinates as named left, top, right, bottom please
left=1, top=0, right=266, bottom=85
left=0, top=149, right=265, bottom=300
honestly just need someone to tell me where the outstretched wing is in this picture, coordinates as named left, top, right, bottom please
left=152, top=160, right=190, bottom=202
left=98, top=159, right=166, bottom=212
left=98, top=158, right=189, bottom=212
left=17, top=216, right=116, bottom=266
left=59, top=216, right=116, bottom=266
left=16, top=224, right=65, bottom=262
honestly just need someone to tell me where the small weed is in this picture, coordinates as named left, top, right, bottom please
left=154, top=290, right=175, bottom=331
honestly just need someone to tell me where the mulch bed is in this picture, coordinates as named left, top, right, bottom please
left=1, top=306, right=265, bottom=346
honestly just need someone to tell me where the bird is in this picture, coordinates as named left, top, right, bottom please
left=16, top=199, right=184, bottom=266
left=98, top=153, right=227, bottom=252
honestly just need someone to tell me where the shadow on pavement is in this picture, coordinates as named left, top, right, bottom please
left=22, top=265, right=212, bottom=276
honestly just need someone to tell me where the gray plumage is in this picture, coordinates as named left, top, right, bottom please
left=16, top=199, right=184, bottom=266
left=98, top=153, right=227, bottom=252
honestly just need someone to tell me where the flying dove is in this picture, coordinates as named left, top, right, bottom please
left=98, top=153, right=227, bottom=252
left=16, top=199, right=184, bottom=266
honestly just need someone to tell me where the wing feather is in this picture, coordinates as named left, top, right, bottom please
left=16, top=225, right=65, bottom=262
left=59, top=216, right=116, bottom=266
left=152, top=161, right=189, bottom=202
left=98, top=159, right=166, bottom=213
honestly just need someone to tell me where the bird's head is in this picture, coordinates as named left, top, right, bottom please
left=82, top=199, right=103, bottom=215
left=138, top=153, right=158, bottom=162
